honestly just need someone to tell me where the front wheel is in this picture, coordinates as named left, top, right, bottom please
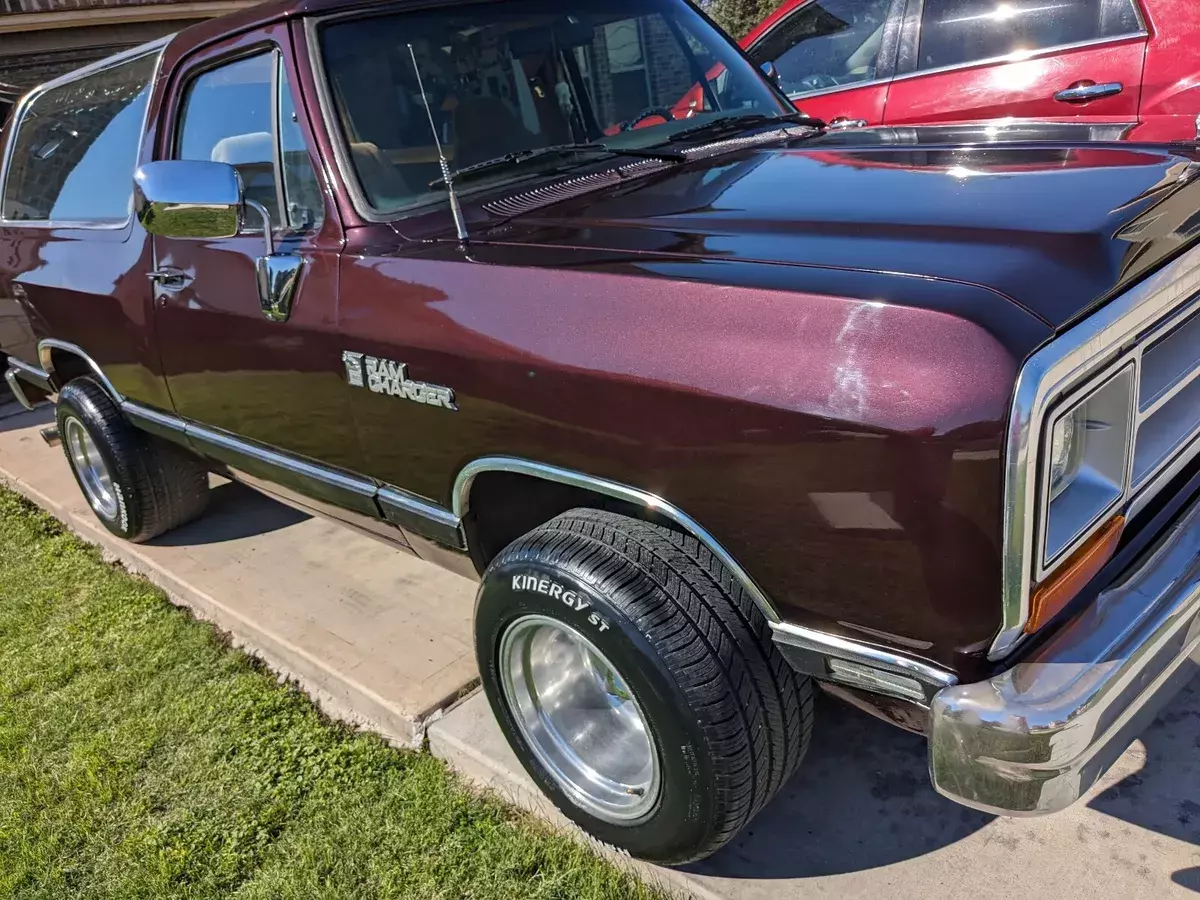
left=474, top=508, right=813, bottom=863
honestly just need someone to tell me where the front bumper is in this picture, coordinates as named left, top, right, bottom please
left=929, top=492, right=1200, bottom=815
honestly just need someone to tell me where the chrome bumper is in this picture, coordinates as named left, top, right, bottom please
left=929, top=492, right=1200, bottom=815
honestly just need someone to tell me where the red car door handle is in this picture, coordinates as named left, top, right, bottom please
left=1054, top=81, right=1123, bottom=103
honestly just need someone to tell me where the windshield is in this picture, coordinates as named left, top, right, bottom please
left=318, top=0, right=790, bottom=215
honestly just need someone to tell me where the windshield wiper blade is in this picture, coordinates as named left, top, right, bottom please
left=666, top=111, right=822, bottom=144
left=430, top=142, right=685, bottom=189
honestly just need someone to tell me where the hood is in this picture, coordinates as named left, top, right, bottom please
left=476, top=135, right=1200, bottom=329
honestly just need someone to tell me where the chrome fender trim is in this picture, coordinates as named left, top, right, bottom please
left=452, top=456, right=781, bottom=623
left=37, top=339, right=124, bottom=401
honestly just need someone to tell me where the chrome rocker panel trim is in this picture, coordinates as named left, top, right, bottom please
left=931, top=487, right=1200, bottom=815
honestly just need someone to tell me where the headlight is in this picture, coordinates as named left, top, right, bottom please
left=1041, top=366, right=1134, bottom=566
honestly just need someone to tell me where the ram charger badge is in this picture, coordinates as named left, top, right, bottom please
left=342, top=350, right=457, bottom=410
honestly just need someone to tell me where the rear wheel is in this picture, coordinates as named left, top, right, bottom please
left=475, top=508, right=813, bottom=863
left=56, top=378, right=210, bottom=542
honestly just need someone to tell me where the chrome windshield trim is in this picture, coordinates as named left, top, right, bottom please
left=453, top=456, right=781, bottom=622
left=891, top=31, right=1148, bottom=84
left=994, top=242, right=1200, bottom=660
left=0, top=38, right=169, bottom=229
left=36, top=339, right=124, bottom=400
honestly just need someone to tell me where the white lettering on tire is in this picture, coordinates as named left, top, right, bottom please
left=512, top=574, right=608, bottom=632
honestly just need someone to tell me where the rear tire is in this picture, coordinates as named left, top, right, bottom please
left=56, top=378, right=210, bottom=542
left=474, top=508, right=813, bottom=863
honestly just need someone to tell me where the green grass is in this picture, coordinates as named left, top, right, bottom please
left=0, top=488, right=662, bottom=900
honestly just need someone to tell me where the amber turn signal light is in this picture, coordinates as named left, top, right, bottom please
left=1026, top=515, right=1125, bottom=634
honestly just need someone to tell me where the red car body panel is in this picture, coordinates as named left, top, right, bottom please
left=743, top=0, right=1200, bottom=140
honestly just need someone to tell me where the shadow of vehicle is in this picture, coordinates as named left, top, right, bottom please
left=1088, top=673, right=1200, bottom=847
left=149, top=479, right=310, bottom=546
left=1175, top=867, right=1200, bottom=894
left=0, top=401, right=52, bottom=434
left=686, top=692, right=993, bottom=879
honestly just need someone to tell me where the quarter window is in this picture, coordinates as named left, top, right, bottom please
left=1, top=52, right=157, bottom=224
left=917, top=0, right=1143, bottom=72
left=748, top=0, right=893, bottom=97
left=175, top=51, right=323, bottom=231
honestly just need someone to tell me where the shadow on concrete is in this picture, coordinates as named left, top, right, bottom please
left=1174, top=867, right=1200, bottom=894
left=0, top=402, right=52, bottom=434
left=150, top=480, right=310, bottom=546
left=686, top=692, right=994, bottom=879
left=1088, top=674, right=1200, bottom=846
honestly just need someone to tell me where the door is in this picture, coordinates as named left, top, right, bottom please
left=884, top=0, right=1148, bottom=127
left=151, top=30, right=363, bottom=477
left=743, top=0, right=905, bottom=127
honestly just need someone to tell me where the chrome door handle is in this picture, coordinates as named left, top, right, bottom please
left=827, top=117, right=868, bottom=130
left=1054, top=81, right=1122, bottom=103
left=147, top=268, right=192, bottom=291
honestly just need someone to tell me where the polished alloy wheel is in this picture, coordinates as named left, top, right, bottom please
left=499, top=614, right=660, bottom=822
left=64, top=416, right=118, bottom=520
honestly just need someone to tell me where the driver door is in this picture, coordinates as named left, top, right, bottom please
left=743, top=0, right=905, bottom=127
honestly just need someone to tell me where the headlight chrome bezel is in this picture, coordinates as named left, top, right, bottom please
left=1035, top=363, right=1136, bottom=576
left=995, top=245, right=1200, bottom=661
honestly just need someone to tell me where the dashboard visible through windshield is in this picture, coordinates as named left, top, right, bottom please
left=316, top=0, right=789, bottom=215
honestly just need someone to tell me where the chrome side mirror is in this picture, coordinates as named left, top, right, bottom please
left=134, top=160, right=244, bottom=239
left=134, top=160, right=303, bottom=324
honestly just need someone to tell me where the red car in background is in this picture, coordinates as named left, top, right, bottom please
left=741, top=0, right=1200, bottom=141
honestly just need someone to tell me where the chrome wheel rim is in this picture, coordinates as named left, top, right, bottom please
left=64, top=417, right=118, bottom=521
left=499, top=614, right=660, bottom=823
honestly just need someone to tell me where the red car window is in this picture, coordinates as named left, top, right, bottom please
left=916, top=0, right=1143, bottom=72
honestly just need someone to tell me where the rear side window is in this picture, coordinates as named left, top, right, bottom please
left=1, top=52, right=157, bottom=224
left=918, top=0, right=1143, bottom=71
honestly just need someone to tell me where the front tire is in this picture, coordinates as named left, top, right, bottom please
left=56, top=378, right=210, bottom=542
left=475, top=508, right=813, bottom=863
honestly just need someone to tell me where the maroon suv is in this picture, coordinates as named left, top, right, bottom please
left=2, top=0, right=1199, bottom=864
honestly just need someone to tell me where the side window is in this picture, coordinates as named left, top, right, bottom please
left=175, top=50, right=323, bottom=232
left=917, top=0, right=1143, bottom=72
left=1, top=52, right=157, bottom=223
left=276, top=55, right=324, bottom=230
left=749, top=0, right=892, bottom=97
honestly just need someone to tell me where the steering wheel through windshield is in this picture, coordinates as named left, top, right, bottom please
left=618, top=105, right=678, bottom=132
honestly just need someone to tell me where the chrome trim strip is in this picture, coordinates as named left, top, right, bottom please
left=995, top=243, right=1200, bottom=660
left=5, top=356, right=52, bottom=391
left=0, top=38, right=170, bottom=230
left=890, top=32, right=1148, bottom=85
left=121, top=400, right=187, bottom=440
left=453, top=456, right=781, bottom=622
left=1140, top=346, right=1200, bottom=421
left=36, top=339, right=124, bottom=400
left=185, top=420, right=380, bottom=517
left=771, top=620, right=957, bottom=703
left=378, top=484, right=464, bottom=549
left=782, top=75, right=890, bottom=103
left=4, top=368, right=34, bottom=411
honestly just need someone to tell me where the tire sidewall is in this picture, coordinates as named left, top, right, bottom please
left=56, top=384, right=140, bottom=540
left=475, top=555, right=717, bottom=862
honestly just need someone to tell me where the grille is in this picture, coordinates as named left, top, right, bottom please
left=483, top=125, right=817, bottom=219
left=1132, top=303, right=1200, bottom=491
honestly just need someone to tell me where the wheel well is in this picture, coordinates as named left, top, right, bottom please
left=47, top=348, right=95, bottom=392
left=462, top=470, right=683, bottom=571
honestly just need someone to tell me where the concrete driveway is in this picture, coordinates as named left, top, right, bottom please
left=1, top=400, right=1196, bottom=900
